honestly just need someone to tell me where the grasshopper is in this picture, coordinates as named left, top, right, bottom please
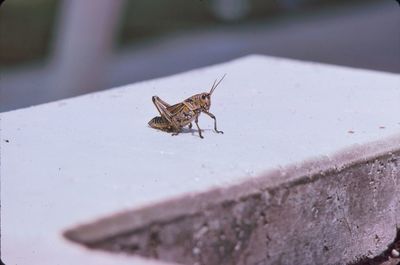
left=148, top=74, right=226, bottom=139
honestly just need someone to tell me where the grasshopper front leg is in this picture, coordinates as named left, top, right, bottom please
left=203, top=110, right=223, bottom=134
left=194, top=116, right=203, bottom=139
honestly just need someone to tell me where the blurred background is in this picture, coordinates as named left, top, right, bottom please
left=0, top=0, right=399, bottom=112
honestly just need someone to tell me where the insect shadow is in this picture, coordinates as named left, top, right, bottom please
left=180, top=127, right=215, bottom=137
left=148, top=125, right=215, bottom=138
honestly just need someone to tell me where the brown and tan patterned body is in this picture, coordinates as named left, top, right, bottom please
left=148, top=75, right=225, bottom=138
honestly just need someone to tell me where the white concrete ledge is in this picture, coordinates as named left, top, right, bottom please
left=64, top=133, right=400, bottom=242
left=2, top=55, right=400, bottom=264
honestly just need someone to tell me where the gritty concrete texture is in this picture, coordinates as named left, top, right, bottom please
left=1, top=55, right=400, bottom=265
left=350, top=230, right=400, bottom=265
left=70, top=147, right=400, bottom=265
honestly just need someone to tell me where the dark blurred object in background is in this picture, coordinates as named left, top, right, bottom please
left=0, top=0, right=399, bottom=112
left=0, top=0, right=58, bottom=66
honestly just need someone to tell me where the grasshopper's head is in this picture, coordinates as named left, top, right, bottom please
left=200, top=74, right=226, bottom=111
left=199, top=92, right=212, bottom=110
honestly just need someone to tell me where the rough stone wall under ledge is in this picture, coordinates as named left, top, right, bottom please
left=79, top=150, right=400, bottom=265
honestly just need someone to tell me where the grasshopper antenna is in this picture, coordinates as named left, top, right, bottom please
left=210, top=73, right=226, bottom=95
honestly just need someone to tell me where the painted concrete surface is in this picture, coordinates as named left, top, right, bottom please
left=1, top=55, right=400, bottom=264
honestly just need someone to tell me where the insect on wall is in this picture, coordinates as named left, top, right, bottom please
left=148, top=74, right=226, bottom=139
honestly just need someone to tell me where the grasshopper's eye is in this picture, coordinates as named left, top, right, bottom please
left=201, top=95, right=206, bottom=100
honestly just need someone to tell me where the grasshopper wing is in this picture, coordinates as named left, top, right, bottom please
left=167, top=103, right=186, bottom=117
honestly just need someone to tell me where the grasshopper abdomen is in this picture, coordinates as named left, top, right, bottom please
left=148, top=116, right=174, bottom=132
